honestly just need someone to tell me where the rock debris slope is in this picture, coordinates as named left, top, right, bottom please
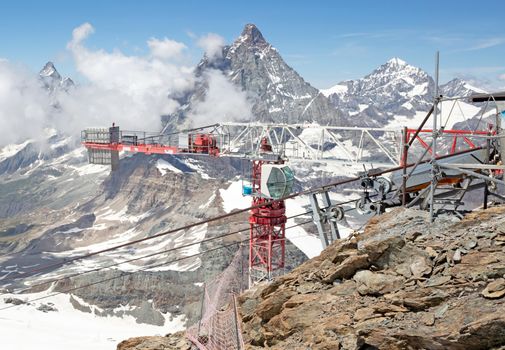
left=238, top=206, right=505, bottom=350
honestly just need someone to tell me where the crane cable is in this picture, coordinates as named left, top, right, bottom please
left=6, top=154, right=409, bottom=283
left=1, top=179, right=374, bottom=284
left=0, top=220, right=313, bottom=311
left=1, top=211, right=312, bottom=295
left=1, top=180, right=338, bottom=283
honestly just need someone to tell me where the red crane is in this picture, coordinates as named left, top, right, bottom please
left=247, top=139, right=291, bottom=284
left=81, top=125, right=293, bottom=285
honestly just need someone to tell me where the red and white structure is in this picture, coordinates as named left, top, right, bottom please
left=82, top=127, right=294, bottom=285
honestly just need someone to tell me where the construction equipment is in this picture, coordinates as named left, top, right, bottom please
left=81, top=87, right=505, bottom=283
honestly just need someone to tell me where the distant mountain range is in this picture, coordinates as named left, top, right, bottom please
left=320, top=57, right=486, bottom=127
left=166, top=24, right=486, bottom=130
left=36, top=24, right=487, bottom=131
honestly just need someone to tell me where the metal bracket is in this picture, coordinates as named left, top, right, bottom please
left=309, top=191, right=343, bottom=249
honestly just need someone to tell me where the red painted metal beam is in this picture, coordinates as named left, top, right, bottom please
left=415, top=136, right=434, bottom=155
left=450, top=136, right=458, bottom=154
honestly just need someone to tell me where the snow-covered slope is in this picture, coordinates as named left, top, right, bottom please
left=0, top=291, right=185, bottom=350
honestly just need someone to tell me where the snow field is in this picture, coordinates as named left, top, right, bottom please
left=0, top=290, right=185, bottom=350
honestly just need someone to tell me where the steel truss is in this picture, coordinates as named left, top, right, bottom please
left=218, top=122, right=402, bottom=167
left=82, top=123, right=405, bottom=168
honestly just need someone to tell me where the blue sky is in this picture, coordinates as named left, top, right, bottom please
left=1, top=0, right=505, bottom=89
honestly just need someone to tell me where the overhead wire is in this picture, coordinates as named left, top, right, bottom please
left=1, top=212, right=313, bottom=294
left=2, top=169, right=368, bottom=282
left=3, top=152, right=402, bottom=284
left=0, top=220, right=313, bottom=311
left=1, top=187, right=371, bottom=285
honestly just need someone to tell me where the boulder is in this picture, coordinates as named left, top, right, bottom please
left=482, top=278, right=505, bottom=299
left=256, top=289, right=295, bottom=322
left=409, top=255, right=432, bottom=277
left=322, top=254, right=369, bottom=283
left=353, top=270, right=405, bottom=296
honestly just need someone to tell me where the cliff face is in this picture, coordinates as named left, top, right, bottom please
left=238, top=206, right=505, bottom=350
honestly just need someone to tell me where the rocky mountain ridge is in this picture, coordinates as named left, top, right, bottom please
left=168, top=23, right=343, bottom=128
left=321, top=58, right=486, bottom=128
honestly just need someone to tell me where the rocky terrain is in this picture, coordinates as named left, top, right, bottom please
left=116, top=205, right=505, bottom=349
left=237, top=206, right=505, bottom=349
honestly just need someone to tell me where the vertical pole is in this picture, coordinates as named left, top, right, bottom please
left=248, top=224, right=253, bottom=288
left=197, top=283, right=206, bottom=335
left=240, top=243, right=244, bottom=291
left=232, top=295, right=242, bottom=350
left=402, top=126, right=408, bottom=206
left=281, top=224, right=285, bottom=272
left=484, top=130, right=491, bottom=209
left=429, top=51, right=440, bottom=223
left=268, top=229, right=273, bottom=281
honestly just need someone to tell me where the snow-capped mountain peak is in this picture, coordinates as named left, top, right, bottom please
left=239, top=23, right=267, bottom=46
left=322, top=57, right=435, bottom=126
left=320, top=83, right=349, bottom=98
left=440, top=77, right=487, bottom=97
left=386, top=57, right=407, bottom=67
left=370, top=57, right=430, bottom=84
left=322, top=57, right=487, bottom=127
left=39, top=61, right=74, bottom=93
left=180, top=23, right=342, bottom=125
left=40, top=61, right=62, bottom=80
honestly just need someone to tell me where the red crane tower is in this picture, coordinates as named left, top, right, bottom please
left=246, top=138, right=293, bottom=284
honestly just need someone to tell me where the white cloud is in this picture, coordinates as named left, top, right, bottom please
left=67, top=23, right=194, bottom=96
left=60, top=22, right=197, bottom=133
left=147, top=37, right=187, bottom=60
left=0, top=23, right=254, bottom=148
left=68, top=22, right=94, bottom=49
left=454, top=37, right=505, bottom=52
left=0, top=61, right=55, bottom=145
left=499, top=74, right=505, bottom=81
left=0, top=23, right=198, bottom=147
left=188, top=69, right=252, bottom=125
left=197, top=33, right=226, bottom=60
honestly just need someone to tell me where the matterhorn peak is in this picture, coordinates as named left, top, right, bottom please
left=239, top=23, right=267, bottom=45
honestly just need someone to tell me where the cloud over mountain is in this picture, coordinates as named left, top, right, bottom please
left=0, top=23, right=253, bottom=146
